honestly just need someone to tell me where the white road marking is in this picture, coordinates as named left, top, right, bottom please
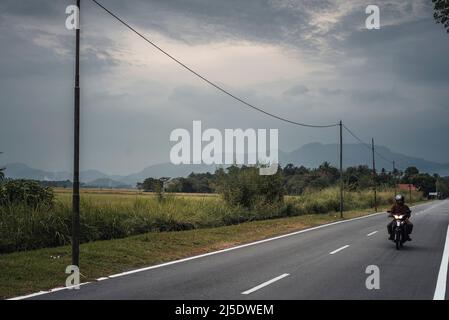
left=96, top=277, right=109, bottom=281
left=433, top=224, right=449, bottom=300
left=367, top=231, right=378, bottom=237
left=241, top=274, right=289, bottom=295
left=330, top=245, right=350, bottom=255
left=9, top=201, right=438, bottom=300
left=107, top=212, right=392, bottom=279
left=8, top=282, right=91, bottom=300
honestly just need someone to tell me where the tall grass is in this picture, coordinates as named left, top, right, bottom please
left=0, top=188, right=423, bottom=253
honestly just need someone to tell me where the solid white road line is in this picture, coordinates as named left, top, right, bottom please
left=9, top=201, right=438, bottom=300
left=8, top=282, right=91, bottom=300
left=241, top=274, right=290, bottom=295
left=96, top=277, right=109, bottom=281
left=433, top=224, right=449, bottom=300
left=367, top=231, right=378, bottom=237
left=329, top=245, right=350, bottom=255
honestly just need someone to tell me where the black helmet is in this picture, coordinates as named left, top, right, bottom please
left=395, top=194, right=404, bottom=202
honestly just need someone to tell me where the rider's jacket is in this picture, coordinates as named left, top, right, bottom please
left=389, top=204, right=411, bottom=218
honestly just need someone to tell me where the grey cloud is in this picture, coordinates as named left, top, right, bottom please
left=349, top=88, right=408, bottom=105
left=283, top=84, right=309, bottom=96
left=86, top=0, right=334, bottom=50
left=319, top=88, right=343, bottom=96
left=336, top=17, right=449, bottom=85
left=1, top=0, right=449, bottom=172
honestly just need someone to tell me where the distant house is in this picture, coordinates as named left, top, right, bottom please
left=397, top=184, right=417, bottom=191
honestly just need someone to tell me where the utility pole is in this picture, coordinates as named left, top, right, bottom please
left=435, top=177, right=440, bottom=199
left=72, top=0, right=81, bottom=268
left=339, top=120, right=343, bottom=218
left=371, top=138, right=377, bottom=212
left=393, top=160, right=397, bottom=197
left=409, top=183, right=412, bottom=203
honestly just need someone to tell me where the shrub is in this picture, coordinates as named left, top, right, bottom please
left=0, top=179, right=54, bottom=208
left=216, top=165, right=285, bottom=209
left=0, top=187, right=424, bottom=254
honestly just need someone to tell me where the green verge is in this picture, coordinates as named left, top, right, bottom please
left=0, top=201, right=427, bottom=299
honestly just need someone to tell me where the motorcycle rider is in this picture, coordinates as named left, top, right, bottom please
left=387, top=194, right=413, bottom=241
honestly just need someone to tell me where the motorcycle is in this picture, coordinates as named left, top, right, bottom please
left=387, top=210, right=409, bottom=250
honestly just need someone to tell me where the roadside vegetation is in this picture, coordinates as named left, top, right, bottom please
left=0, top=201, right=428, bottom=299
left=1, top=162, right=444, bottom=254
left=0, top=162, right=436, bottom=298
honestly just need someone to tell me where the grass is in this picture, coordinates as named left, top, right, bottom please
left=0, top=198, right=428, bottom=299
left=0, top=187, right=425, bottom=297
left=0, top=187, right=424, bottom=253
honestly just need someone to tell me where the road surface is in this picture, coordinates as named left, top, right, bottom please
left=25, top=200, right=449, bottom=300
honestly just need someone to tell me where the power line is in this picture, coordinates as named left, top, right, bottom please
left=343, top=124, right=397, bottom=167
left=90, top=0, right=338, bottom=129
left=342, top=124, right=373, bottom=152
left=90, top=0, right=408, bottom=173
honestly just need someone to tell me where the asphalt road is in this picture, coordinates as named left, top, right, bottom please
left=27, top=200, right=449, bottom=300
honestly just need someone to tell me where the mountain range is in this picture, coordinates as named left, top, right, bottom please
left=3, top=143, right=449, bottom=187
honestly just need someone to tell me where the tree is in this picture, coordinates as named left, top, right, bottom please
left=433, top=0, right=449, bottom=33
left=0, top=152, right=4, bottom=181
left=402, top=166, right=419, bottom=183
left=137, top=177, right=162, bottom=192
left=404, top=166, right=419, bottom=177
left=217, top=165, right=285, bottom=209
left=410, top=173, right=436, bottom=196
left=0, top=179, right=54, bottom=208
left=436, top=177, right=449, bottom=198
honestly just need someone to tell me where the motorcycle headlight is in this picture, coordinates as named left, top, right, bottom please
left=393, top=215, right=403, bottom=219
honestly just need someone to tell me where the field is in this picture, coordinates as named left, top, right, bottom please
left=1, top=187, right=423, bottom=254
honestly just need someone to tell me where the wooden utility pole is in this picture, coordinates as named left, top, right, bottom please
left=409, top=183, right=412, bottom=203
left=339, top=120, right=343, bottom=218
left=372, top=138, right=377, bottom=212
left=72, top=0, right=81, bottom=267
left=393, top=160, right=397, bottom=197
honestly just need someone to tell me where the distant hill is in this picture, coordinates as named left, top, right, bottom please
left=2, top=163, right=109, bottom=183
left=283, top=143, right=449, bottom=175
left=84, top=178, right=132, bottom=189
left=3, top=143, right=449, bottom=187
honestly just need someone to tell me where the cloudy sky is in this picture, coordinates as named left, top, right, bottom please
left=0, top=0, right=448, bottom=175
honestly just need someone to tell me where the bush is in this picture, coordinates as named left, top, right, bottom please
left=216, top=165, right=285, bottom=209
left=0, top=187, right=424, bottom=254
left=0, top=179, right=54, bottom=208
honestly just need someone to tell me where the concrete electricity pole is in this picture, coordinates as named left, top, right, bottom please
left=371, top=138, right=377, bottom=212
left=339, top=120, right=343, bottom=218
left=72, top=0, right=81, bottom=267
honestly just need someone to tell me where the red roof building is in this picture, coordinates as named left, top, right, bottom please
left=397, top=184, right=417, bottom=191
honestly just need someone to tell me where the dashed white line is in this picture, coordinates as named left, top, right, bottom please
left=241, top=273, right=290, bottom=295
left=329, top=245, right=350, bottom=255
left=433, top=224, right=449, bottom=300
left=367, top=231, right=378, bottom=237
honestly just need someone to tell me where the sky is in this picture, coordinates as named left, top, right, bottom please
left=0, top=0, right=448, bottom=175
